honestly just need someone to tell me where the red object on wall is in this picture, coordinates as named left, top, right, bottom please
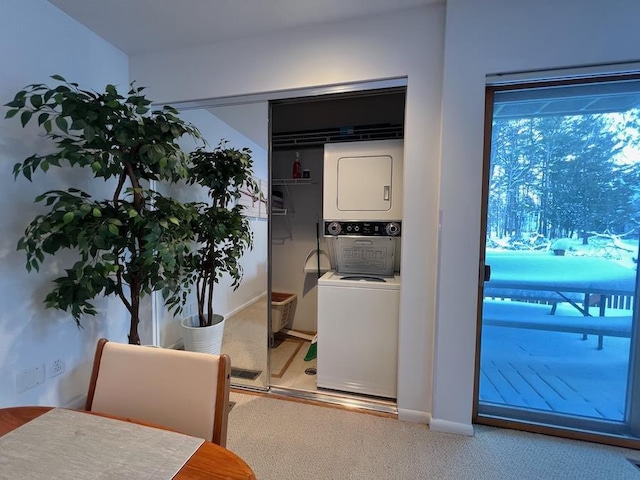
left=292, top=153, right=302, bottom=178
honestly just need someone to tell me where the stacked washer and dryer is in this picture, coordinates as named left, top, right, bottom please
left=317, top=139, right=403, bottom=399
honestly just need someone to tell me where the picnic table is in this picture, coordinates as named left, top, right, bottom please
left=482, top=252, right=637, bottom=349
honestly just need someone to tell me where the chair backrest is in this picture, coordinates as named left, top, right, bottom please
left=85, top=338, right=231, bottom=446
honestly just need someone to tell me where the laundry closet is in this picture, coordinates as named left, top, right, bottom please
left=269, top=87, right=406, bottom=404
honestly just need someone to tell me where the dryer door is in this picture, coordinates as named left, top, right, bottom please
left=337, top=154, right=392, bottom=212
left=323, top=139, right=403, bottom=221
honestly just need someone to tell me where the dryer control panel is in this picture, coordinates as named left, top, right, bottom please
left=324, top=221, right=401, bottom=237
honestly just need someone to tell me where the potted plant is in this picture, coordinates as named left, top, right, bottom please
left=173, top=141, right=261, bottom=354
left=5, top=75, right=203, bottom=344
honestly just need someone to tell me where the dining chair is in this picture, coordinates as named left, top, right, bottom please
left=85, top=338, right=231, bottom=446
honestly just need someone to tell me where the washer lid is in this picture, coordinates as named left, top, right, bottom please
left=319, top=271, right=401, bottom=289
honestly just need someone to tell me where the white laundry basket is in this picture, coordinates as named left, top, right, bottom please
left=271, top=292, right=297, bottom=333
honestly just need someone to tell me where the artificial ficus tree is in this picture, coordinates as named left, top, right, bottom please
left=6, top=75, right=203, bottom=344
left=168, top=142, right=261, bottom=328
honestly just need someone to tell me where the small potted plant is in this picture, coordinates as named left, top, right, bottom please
left=173, top=141, right=261, bottom=354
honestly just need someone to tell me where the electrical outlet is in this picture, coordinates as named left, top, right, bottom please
left=50, top=358, right=65, bottom=377
left=16, top=365, right=45, bottom=393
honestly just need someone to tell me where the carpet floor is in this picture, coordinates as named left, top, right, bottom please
left=226, top=392, right=640, bottom=480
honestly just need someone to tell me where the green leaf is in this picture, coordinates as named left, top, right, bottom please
left=93, top=236, right=107, bottom=249
left=5, top=99, right=23, bottom=108
left=63, top=212, right=74, bottom=224
left=20, top=110, right=33, bottom=127
left=43, top=119, right=52, bottom=134
left=108, top=224, right=119, bottom=235
left=55, top=116, right=68, bottom=133
left=84, top=125, right=95, bottom=141
left=169, top=217, right=179, bottom=225
left=51, top=74, right=66, bottom=81
left=30, top=95, right=43, bottom=108
left=92, top=208, right=102, bottom=217
left=5, top=109, right=19, bottom=119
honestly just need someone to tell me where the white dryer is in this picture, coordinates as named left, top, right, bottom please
left=323, top=139, right=403, bottom=221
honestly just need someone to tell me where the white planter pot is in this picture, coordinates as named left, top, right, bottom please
left=180, top=314, right=225, bottom=355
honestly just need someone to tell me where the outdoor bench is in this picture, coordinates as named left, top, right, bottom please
left=482, top=300, right=632, bottom=350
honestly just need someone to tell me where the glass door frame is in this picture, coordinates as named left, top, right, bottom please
left=473, top=74, right=640, bottom=449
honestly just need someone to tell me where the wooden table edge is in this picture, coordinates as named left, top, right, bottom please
left=0, top=406, right=256, bottom=480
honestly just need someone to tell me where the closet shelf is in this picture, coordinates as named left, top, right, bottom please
left=272, top=208, right=288, bottom=216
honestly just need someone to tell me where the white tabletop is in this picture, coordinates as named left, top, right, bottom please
left=0, top=408, right=204, bottom=480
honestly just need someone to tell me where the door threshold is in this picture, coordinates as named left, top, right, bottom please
left=231, top=384, right=397, bottom=416
left=268, top=386, right=398, bottom=416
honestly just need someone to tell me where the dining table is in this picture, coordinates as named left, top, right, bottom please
left=0, top=406, right=256, bottom=480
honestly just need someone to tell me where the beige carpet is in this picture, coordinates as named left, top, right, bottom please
left=227, top=392, right=640, bottom=480
left=220, top=298, right=268, bottom=388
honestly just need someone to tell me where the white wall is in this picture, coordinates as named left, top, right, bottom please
left=0, top=1, right=129, bottom=408
left=271, top=148, right=324, bottom=333
left=433, top=0, right=640, bottom=433
left=131, top=5, right=445, bottom=421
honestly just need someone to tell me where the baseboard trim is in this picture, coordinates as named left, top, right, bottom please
left=224, top=291, right=267, bottom=318
left=397, top=408, right=431, bottom=424
left=429, top=418, right=474, bottom=436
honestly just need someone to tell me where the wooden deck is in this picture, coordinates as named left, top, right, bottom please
left=478, top=324, right=630, bottom=421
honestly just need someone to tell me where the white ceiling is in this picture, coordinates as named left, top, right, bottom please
left=48, top=0, right=442, bottom=56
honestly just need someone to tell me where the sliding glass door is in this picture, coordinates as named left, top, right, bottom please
left=153, top=102, right=271, bottom=390
left=476, top=74, right=640, bottom=445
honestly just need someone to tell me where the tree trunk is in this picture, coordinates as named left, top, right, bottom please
left=128, top=275, right=141, bottom=345
left=129, top=314, right=140, bottom=345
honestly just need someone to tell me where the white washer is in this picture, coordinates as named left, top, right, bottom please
left=317, top=271, right=400, bottom=399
